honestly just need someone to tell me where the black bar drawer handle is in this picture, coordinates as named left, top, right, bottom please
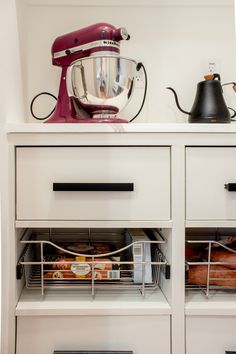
left=54, top=352, right=133, bottom=354
left=224, top=183, right=236, bottom=191
left=53, top=183, right=134, bottom=192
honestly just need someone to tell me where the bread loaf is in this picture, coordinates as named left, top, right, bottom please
left=188, top=265, right=236, bottom=286
left=209, top=249, right=236, bottom=270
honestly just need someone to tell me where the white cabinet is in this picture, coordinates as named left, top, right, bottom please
left=16, top=315, right=171, bottom=354
left=186, top=316, right=236, bottom=354
left=6, top=126, right=236, bottom=354
left=185, top=146, right=236, bottom=354
left=186, top=147, right=236, bottom=220
left=14, top=143, right=172, bottom=354
left=16, top=146, right=171, bottom=221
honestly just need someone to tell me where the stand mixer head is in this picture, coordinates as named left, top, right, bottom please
left=46, top=23, right=139, bottom=123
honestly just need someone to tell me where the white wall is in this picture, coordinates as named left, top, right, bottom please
left=17, top=0, right=236, bottom=123
left=0, top=0, right=25, bottom=123
left=0, top=0, right=22, bottom=349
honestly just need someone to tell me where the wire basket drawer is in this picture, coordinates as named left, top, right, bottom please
left=185, top=234, right=236, bottom=297
left=18, top=228, right=170, bottom=298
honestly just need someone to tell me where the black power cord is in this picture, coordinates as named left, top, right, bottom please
left=30, top=92, right=57, bottom=120
left=129, top=62, right=147, bottom=123
left=30, top=64, right=147, bottom=122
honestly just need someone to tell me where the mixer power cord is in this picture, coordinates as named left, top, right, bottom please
left=30, top=92, right=57, bottom=120
left=129, top=62, right=147, bottom=123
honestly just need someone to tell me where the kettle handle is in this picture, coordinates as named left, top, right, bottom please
left=222, top=82, right=236, bottom=92
left=222, top=82, right=236, bottom=119
left=228, top=107, right=236, bottom=119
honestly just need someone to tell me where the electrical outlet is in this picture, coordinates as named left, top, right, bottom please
left=135, top=72, right=145, bottom=89
left=207, top=61, right=220, bottom=74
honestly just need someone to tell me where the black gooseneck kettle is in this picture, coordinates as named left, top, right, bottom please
left=167, top=74, right=236, bottom=123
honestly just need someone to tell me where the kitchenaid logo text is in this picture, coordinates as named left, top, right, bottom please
left=103, top=40, right=120, bottom=47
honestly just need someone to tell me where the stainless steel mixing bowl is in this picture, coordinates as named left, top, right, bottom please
left=67, top=55, right=137, bottom=117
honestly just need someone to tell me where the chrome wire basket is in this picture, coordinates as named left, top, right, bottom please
left=186, top=238, right=236, bottom=298
left=17, top=228, right=170, bottom=298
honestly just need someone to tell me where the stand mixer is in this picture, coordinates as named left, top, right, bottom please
left=43, top=23, right=145, bottom=123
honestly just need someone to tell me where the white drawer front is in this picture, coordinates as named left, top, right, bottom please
left=186, top=147, right=236, bottom=220
left=16, top=315, right=170, bottom=354
left=16, top=147, right=171, bottom=221
left=186, top=316, right=236, bottom=354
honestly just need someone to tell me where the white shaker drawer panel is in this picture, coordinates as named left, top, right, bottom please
left=16, top=147, right=171, bottom=221
left=186, top=147, right=236, bottom=220
left=16, top=315, right=170, bottom=354
left=186, top=316, right=236, bottom=354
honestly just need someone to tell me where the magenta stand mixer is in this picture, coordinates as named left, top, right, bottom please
left=32, top=23, right=147, bottom=123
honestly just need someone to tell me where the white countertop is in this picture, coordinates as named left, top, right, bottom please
left=5, top=122, right=236, bottom=134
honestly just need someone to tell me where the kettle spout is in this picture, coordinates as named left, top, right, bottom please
left=166, top=87, right=190, bottom=115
